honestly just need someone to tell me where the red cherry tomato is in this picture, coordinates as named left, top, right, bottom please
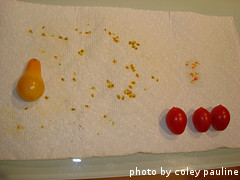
left=211, top=105, right=230, bottom=131
left=192, top=107, right=212, bottom=132
left=166, top=107, right=187, bottom=135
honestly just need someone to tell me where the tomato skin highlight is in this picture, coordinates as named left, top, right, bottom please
left=192, top=107, right=212, bottom=132
left=211, top=105, right=230, bottom=131
left=166, top=107, right=187, bottom=135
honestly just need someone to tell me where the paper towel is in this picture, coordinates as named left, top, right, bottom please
left=0, top=0, right=240, bottom=160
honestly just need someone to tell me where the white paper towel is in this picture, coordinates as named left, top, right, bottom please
left=0, top=0, right=240, bottom=160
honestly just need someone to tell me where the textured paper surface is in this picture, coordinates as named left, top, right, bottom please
left=0, top=0, right=240, bottom=160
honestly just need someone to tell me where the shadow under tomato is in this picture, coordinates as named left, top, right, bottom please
left=206, top=126, right=220, bottom=138
left=158, top=108, right=177, bottom=140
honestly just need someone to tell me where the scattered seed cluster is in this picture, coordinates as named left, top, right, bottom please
left=129, top=41, right=140, bottom=50
left=75, top=24, right=92, bottom=35
left=125, top=65, right=140, bottom=78
left=117, top=64, right=139, bottom=99
left=71, top=72, right=77, bottom=82
left=104, top=28, right=119, bottom=43
left=53, top=55, right=61, bottom=66
left=26, top=24, right=162, bottom=130
left=129, top=64, right=136, bottom=72
left=125, top=64, right=135, bottom=72
left=75, top=28, right=82, bottom=35
left=90, top=86, right=95, bottom=98
left=28, top=27, right=69, bottom=40
left=151, top=75, right=159, bottom=83
left=107, top=80, right=114, bottom=89
left=123, top=89, right=136, bottom=99
left=186, top=61, right=200, bottom=83
left=78, top=49, right=85, bottom=56
left=103, top=115, right=115, bottom=126
left=116, top=81, right=137, bottom=100
left=85, top=31, right=91, bottom=34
